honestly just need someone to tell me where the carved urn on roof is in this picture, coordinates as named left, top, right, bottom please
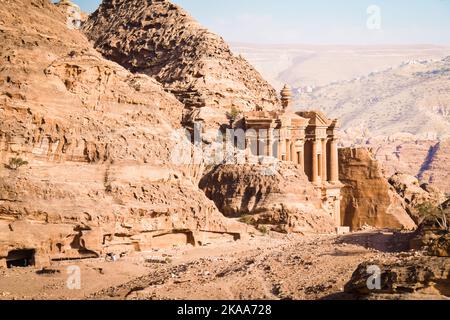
left=280, top=84, right=292, bottom=109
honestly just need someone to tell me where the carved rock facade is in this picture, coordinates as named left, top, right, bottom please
left=0, top=0, right=247, bottom=268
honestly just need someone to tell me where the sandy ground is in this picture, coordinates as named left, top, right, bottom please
left=0, top=231, right=416, bottom=300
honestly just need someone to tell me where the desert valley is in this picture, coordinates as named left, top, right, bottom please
left=0, top=0, right=448, bottom=301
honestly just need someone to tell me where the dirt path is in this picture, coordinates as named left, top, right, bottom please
left=0, top=231, right=411, bottom=300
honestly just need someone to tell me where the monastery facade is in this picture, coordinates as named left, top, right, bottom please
left=242, top=85, right=343, bottom=226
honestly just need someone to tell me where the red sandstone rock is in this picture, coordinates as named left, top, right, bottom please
left=0, top=0, right=247, bottom=268
left=338, top=148, right=416, bottom=231
left=200, top=163, right=336, bottom=234
left=82, top=0, right=280, bottom=128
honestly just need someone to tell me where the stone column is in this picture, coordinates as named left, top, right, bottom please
left=267, top=130, right=273, bottom=157
left=298, top=141, right=305, bottom=168
left=286, top=140, right=290, bottom=161
left=280, top=139, right=286, bottom=161
left=311, top=140, right=319, bottom=183
left=245, top=136, right=252, bottom=160
left=291, top=143, right=297, bottom=164
left=329, top=139, right=339, bottom=183
left=334, top=197, right=341, bottom=226
left=321, top=139, right=328, bottom=183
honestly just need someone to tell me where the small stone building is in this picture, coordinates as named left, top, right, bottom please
left=242, top=85, right=342, bottom=226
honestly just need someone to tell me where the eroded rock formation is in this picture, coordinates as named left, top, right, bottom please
left=389, top=173, right=446, bottom=224
left=338, top=148, right=416, bottom=231
left=82, top=0, right=280, bottom=128
left=0, top=0, right=247, bottom=268
left=417, top=139, right=450, bottom=195
left=200, top=163, right=336, bottom=234
left=345, top=258, right=450, bottom=299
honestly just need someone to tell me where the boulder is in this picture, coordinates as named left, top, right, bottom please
left=389, top=173, right=446, bottom=224
left=345, top=257, right=450, bottom=299
left=200, top=162, right=336, bottom=234
left=338, top=148, right=416, bottom=231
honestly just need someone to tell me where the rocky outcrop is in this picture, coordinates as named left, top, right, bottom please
left=409, top=224, right=450, bottom=258
left=339, top=136, right=450, bottom=195
left=200, top=162, right=336, bottom=234
left=339, top=148, right=416, bottom=231
left=418, top=139, right=450, bottom=195
left=345, top=258, right=450, bottom=299
left=389, top=173, right=446, bottom=224
left=0, top=0, right=247, bottom=268
left=82, top=0, right=280, bottom=128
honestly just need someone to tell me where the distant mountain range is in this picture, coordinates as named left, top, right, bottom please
left=296, top=56, right=450, bottom=139
left=232, top=43, right=450, bottom=90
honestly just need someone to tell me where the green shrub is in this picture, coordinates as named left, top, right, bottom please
left=417, top=201, right=448, bottom=231
left=7, top=157, right=29, bottom=170
left=238, top=215, right=254, bottom=225
left=257, top=225, right=269, bottom=235
left=226, top=107, right=241, bottom=123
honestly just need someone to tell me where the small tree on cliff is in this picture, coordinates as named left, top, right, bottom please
left=226, top=107, right=241, bottom=126
left=417, top=201, right=449, bottom=231
left=7, top=157, right=29, bottom=170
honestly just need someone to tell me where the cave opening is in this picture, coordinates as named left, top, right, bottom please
left=6, top=249, right=36, bottom=268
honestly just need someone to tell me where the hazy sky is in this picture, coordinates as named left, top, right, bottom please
left=71, top=0, right=450, bottom=45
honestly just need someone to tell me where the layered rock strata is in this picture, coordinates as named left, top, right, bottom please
left=0, top=0, right=247, bottom=268
left=82, top=0, right=280, bottom=128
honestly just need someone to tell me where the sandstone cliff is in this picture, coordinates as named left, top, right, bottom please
left=200, top=163, right=336, bottom=234
left=0, top=0, right=247, bottom=267
left=82, top=0, right=280, bottom=128
left=389, top=173, right=446, bottom=224
left=338, top=148, right=416, bottom=231
left=340, top=135, right=450, bottom=195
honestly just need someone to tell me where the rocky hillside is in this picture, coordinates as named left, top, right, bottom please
left=0, top=0, right=246, bottom=267
left=417, top=139, right=450, bottom=194
left=336, top=135, right=450, bottom=195
left=297, top=57, right=450, bottom=139
left=232, top=43, right=450, bottom=90
left=200, top=163, right=336, bottom=234
left=294, top=57, right=450, bottom=193
left=83, top=0, right=280, bottom=127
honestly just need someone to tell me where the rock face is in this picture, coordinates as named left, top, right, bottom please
left=389, top=173, right=446, bottom=224
left=418, top=139, right=450, bottom=194
left=82, top=0, right=280, bottom=128
left=297, top=57, right=450, bottom=139
left=409, top=223, right=450, bottom=258
left=361, top=138, right=450, bottom=195
left=0, top=0, right=247, bottom=268
left=200, top=163, right=336, bottom=234
left=345, top=258, right=450, bottom=299
left=338, top=148, right=416, bottom=231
